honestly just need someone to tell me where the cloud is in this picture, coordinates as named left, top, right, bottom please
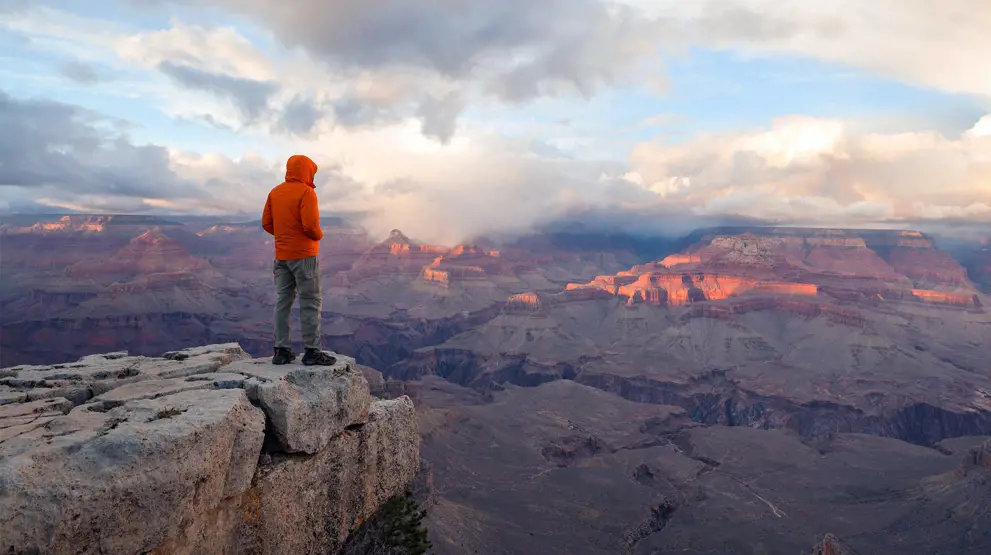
left=417, top=91, right=466, bottom=143
left=114, top=21, right=274, bottom=81
left=628, top=114, right=991, bottom=225
left=3, top=2, right=989, bottom=245
left=128, top=0, right=665, bottom=137
left=623, top=0, right=991, bottom=98
left=158, top=61, right=278, bottom=121
left=187, top=0, right=660, bottom=89
left=58, top=60, right=103, bottom=84
left=0, top=90, right=221, bottom=212
left=275, top=95, right=325, bottom=136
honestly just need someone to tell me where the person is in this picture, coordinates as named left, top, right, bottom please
left=261, top=154, right=337, bottom=366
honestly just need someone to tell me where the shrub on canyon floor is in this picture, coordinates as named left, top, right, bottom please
left=340, top=489, right=432, bottom=555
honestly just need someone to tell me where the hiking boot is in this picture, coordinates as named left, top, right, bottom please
left=302, top=348, right=337, bottom=366
left=272, top=347, right=296, bottom=365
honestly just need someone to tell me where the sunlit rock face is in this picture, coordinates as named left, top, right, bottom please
left=331, top=229, right=449, bottom=286
left=419, top=244, right=511, bottom=286
left=568, top=228, right=983, bottom=309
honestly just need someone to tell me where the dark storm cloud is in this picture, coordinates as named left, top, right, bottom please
left=138, top=0, right=662, bottom=102
left=0, top=91, right=203, bottom=200
left=158, top=61, right=278, bottom=120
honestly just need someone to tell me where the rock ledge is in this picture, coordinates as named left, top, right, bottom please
left=0, top=344, right=420, bottom=555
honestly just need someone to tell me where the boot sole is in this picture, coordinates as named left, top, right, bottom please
left=303, top=359, right=337, bottom=366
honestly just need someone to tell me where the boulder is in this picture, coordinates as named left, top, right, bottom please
left=232, top=356, right=372, bottom=454
left=232, top=397, right=420, bottom=554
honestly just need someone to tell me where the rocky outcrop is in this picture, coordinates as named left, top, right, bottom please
left=963, top=439, right=991, bottom=473
left=419, top=244, right=529, bottom=286
left=0, top=344, right=420, bottom=555
left=504, top=292, right=545, bottom=313
left=574, top=272, right=820, bottom=307
left=659, top=253, right=701, bottom=267
left=66, top=229, right=211, bottom=280
left=332, top=230, right=448, bottom=286
left=910, top=289, right=977, bottom=307
left=565, top=227, right=984, bottom=310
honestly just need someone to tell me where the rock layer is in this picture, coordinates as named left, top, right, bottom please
left=0, top=344, right=419, bottom=555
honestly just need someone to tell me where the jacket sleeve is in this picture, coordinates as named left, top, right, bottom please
left=300, top=188, right=324, bottom=241
left=261, top=194, right=274, bottom=235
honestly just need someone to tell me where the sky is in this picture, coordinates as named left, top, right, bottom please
left=0, top=0, right=989, bottom=242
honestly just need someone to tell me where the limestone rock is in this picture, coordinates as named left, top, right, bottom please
left=0, top=343, right=251, bottom=405
left=236, top=397, right=420, bottom=554
left=359, top=397, right=421, bottom=507
left=0, top=344, right=420, bottom=555
left=0, top=389, right=265, bottom=555
left=0, top=397, right=73, bottom=443
left=232, top=356, right=371, bottom=454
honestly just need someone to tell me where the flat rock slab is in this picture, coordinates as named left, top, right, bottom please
left=0, top=397, right=74, bottom=444
left=230, top=355, right=372, bottom=454
left=87, top=373, right=250, bottom=410
left=0, top=388, right=265, bottom=555
left=0, top=344, right=251, bottom=406
left=0, top=387, right=27, bottom=406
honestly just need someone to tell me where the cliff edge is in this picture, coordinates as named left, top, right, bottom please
left=0, top=344, right=420, bottom=554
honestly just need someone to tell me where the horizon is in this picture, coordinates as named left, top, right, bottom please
left=4, top=210, right=987, bottom=245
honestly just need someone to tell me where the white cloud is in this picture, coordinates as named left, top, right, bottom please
left=630, top=114, right=991, bottom=225
left=622, top=0, right=991, bottom=97
left=114, top=21, right=274, bottom=80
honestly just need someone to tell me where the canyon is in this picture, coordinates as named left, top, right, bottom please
left=1, top=215, right=990, bottom=554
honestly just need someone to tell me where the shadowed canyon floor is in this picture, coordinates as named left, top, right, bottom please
left=2, top=216, right=990, bottom=553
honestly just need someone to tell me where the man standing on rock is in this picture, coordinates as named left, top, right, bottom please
left=262, top=154, right=337, bottom=366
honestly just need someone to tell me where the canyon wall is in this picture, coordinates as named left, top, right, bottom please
left=0, top=344, right=419, bottom=555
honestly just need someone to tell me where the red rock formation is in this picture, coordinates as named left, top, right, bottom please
left=910, top=289, right=976, bottom=307
left=419, top=242, right=523, bottom=285
left=504, top=292, right=545, bottom=314
left=887, top=248, right=970, bottom=287
left=566, top=228, right=979, bottom=311
left=334, top=230, right=448, bottom=286
left=66, top=229, right=210, bottom=281
left=574, top=272, right=819, bottom=308
left=659, top=254, right=701, bottom=267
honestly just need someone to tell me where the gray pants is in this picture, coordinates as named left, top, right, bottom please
left=273, top=257, right=322, bottom=350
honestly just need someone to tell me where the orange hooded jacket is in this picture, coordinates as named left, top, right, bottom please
left=262, top=154, right=324, bottom=260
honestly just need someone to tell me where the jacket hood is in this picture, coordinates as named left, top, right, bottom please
left=285, top=154, right=318, bottom=187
